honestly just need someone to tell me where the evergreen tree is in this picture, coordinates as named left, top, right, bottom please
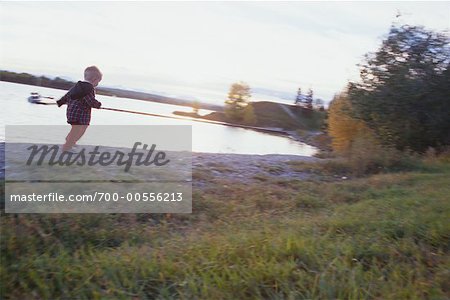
left=294, top=87, right=303, bottom=105
left=305, top=88, right=314, bottom=110
left=348, top=24, right=450, bottom=151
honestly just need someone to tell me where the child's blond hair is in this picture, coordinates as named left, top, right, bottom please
left=84, top=66, right=103, bottom=82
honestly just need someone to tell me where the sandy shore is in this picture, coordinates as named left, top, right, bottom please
left=0, top=143, right=318, bottom=186
left=191, top=152, right=317, bottom=188
left=192, top=153, right=314, bottom=175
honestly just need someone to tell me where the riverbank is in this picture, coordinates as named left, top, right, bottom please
left=175, top=101, right=326, bottom=131
left=192, top=152, right=319, bottom=189
left=174, top=100, right=330, bottom=152
left=0, top=142, right=318, bottom=183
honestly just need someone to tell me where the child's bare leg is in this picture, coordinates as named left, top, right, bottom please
left=63, top=125, right=87, bottom=151
left=72, top=125, right=88, bottom=145
left=63, top=125, right=79, bottom=151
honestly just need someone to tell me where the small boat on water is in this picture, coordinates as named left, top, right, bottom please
left=27, top=92, right=56, bottom=105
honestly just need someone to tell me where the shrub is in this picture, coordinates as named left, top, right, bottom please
left=345, top=134, right=418, bottom=176
left=328, top=93, right=370, bottom=154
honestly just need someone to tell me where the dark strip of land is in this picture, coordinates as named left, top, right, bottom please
left=0, top=70, right=223, bottom=111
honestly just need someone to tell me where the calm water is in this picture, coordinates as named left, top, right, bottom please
left=0, top=82, right=317, bottom=156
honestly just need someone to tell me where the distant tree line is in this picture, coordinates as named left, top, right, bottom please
left=0, top=70, right=223, bottom=111
left=0, top=70, right=74, bottom=90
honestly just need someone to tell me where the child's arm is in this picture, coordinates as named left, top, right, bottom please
left=84, top=91, right=102, bottom=109
left=56, top=91, right=70, bottom=107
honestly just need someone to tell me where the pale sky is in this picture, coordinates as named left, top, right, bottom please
left=1, top=1, right=449, bottom=104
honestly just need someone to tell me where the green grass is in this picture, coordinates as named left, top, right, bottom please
left=1, top=162, right=449, bottom=299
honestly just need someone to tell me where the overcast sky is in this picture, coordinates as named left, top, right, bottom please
left=1, top=1, right=449, bottom=104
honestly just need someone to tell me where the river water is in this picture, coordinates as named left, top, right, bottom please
left=0, top=81, right=317, bottom=156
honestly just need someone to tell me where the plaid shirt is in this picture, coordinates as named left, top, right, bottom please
left=58, top=85, right=102, bottom=125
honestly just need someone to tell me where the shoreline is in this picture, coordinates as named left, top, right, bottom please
left=0, top=142, right=319, bottom=185
left=172, top=109, right=330, bottom=152
left=191, top=151, right=318, bottom=188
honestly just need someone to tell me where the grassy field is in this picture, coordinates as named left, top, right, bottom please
left=1, top=160, right=449, bottom=299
